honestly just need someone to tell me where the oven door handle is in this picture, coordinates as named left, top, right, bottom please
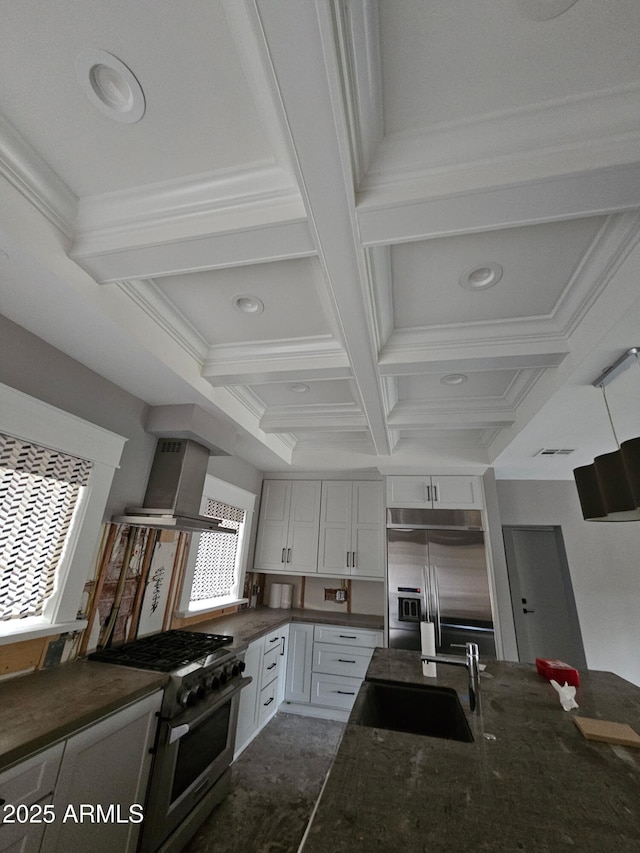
left=165, top=675, right=252, bottom=742
left=169, top=723, right=190, bottom=745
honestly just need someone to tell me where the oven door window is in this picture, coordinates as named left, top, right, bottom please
left=171, top=700, right=231, bottom=802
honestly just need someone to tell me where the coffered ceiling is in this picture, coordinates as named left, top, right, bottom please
left=1, top=0, right=640, bottom=478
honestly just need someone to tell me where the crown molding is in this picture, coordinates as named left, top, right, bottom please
left=260, top=402, right=367, bottom=433
left=116, top=279, right=208, bottom=365
left=202, top=336, right=351, bottom=386
left=0, top=113, right=77, bottom=238
left=362, top=84, right=640, bottom=197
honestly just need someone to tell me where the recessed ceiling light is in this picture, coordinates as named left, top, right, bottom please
left=289, top=383, right=310, bottom=393
left=518, top=0, right=580, bottom=21
left=459, top=263, right=503, bottom=291
left=440, top=374, right=468, bottom=386
left=232, top=294, right=264, bottom=315
left=76, top=49, right=145, bottom=123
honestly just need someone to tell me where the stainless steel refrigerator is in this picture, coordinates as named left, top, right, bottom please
left=387, top=508, right=496, bottom=658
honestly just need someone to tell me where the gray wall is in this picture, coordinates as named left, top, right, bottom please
left=496, top=479, right=640, bottom=687
left=0, top=315, right=263, bottom=520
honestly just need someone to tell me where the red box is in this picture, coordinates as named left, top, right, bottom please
left=535, top=658, right=580, bottom=687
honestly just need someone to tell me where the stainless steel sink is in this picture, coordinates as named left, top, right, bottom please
left=353, top=679, right=474, bottom=742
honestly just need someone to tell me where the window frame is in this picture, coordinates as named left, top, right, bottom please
left=176, top=474, right=256, bottom=617
left=0, top=383, right=126, bottom=643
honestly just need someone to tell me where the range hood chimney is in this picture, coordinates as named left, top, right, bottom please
left=113, top=438, right=236, bottom=533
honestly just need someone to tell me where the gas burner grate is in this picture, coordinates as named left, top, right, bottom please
left=88, top=629, right=233, bottom=672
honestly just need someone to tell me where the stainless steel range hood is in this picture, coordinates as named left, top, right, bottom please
left=113, top=438, right=236, bottom=533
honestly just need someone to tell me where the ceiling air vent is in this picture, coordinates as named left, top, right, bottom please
left=533, top=448, right=575, bottom=457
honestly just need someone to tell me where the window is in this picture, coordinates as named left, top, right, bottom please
left=189, top=500, right=246, bottom=605
left=0, top=382, right=126, bottom=642
left=0, top=434, right=92, bottom=621
left=178, top=476, right=256, bottom=616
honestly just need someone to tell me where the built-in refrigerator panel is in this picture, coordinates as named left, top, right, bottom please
left=387, top=509, right=496, bottom=658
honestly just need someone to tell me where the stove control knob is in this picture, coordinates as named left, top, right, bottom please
left=211, top=674, right=221, bottom=690
left=220, top=669, right=228, bottom=685
left=231, top=662, right=241, bottom=677
left=238, top=660, right=246, bottom=674
left=196, top=683, right=206, bottom=700
left=179, top=688, right=197, bottom=708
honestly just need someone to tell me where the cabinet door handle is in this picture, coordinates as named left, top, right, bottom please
left=433, top=482, right=439, bottom=503
left=263, top=696, right=274, bottom=707
left=336, top=690, right=355, bottom=695
left=352, top=551, right=356, bottom=568
left=338, top=658, right=356, bottom=664
left=287, top=548, right=291, bottom=563
left=280, top=636, right=286, bottom=656
left=267, top=662, right=277, bottom=670
left=281, top=548, right=286, bottom=563
left=339, top=634, right=357, bottom=639
left=346, top=551, right=350, bottom=567
left=425, top=483, right=431, bottom=502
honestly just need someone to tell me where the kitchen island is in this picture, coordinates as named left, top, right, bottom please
left=301, top=648, right=640, bottom=852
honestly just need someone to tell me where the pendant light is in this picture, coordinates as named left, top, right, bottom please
left=573, top=347, right=640, bottom=521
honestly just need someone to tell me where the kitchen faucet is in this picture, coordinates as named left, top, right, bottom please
left=421, top=642, right=481, bottom=713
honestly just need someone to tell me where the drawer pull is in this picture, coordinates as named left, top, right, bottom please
left=263, top=696, right=274, bottom=707
left=338, top=658, right=356, bottom=664
left=339, top=634, right=357, bottom=639
left=336, top=690, right=355, bottom=695
left=269, top=636, right=279, bottom=643
left=266, top=662, right=277, bottom=670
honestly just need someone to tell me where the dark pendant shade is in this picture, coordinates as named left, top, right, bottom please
left=574, top=448, right=640, bottom=522
left=573, top=463, right=608, bottom=521
left=593, top=450, right=640, bottom=520
left=621, top=436, right=640, bottom=506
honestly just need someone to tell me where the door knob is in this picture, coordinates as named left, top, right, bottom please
left=522, top=608, right=535, bottom=614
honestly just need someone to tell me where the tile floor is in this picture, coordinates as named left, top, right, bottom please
left=182, top=712, right=345, bottom=853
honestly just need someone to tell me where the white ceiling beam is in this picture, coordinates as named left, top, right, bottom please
left=254, top=0, right=391, bottom=455
left=357, top=162, right=640, bottom=247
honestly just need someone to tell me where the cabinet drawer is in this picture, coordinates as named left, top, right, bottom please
left=312, top=643, right=373, bottom=678
left=263, top=629, right=284, bottom=654
left=310, top=673, right=361, bottom=711
left=257, top=679, right=278, bottom=728
left=261, top=646, right=280, bottom=686
left=0, top=741, right=64, bottom=807
left=313, top=625, right=383, bottom=649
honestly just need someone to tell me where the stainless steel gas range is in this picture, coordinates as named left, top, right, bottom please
left=89, top=629, right=251, bottom=853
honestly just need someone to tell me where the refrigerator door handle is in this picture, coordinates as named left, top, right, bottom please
left=423, top=565, right=431, bottom=623
left=432, top=564, right=442, bottom=647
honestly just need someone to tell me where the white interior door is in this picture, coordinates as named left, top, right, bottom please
left=502, top=526, right=586, bottom=668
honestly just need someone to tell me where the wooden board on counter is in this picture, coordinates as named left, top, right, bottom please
left=573, top=715, right=640, bottom=748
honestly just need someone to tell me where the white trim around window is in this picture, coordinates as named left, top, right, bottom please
left=0, top=383, right=126, bottom=643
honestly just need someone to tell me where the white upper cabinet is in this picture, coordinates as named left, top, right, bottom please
left=254, top=480, right=321, bottom=574
left=386, top=475, right=483, bottom=510
left=318, top=481, right=384, bottom=579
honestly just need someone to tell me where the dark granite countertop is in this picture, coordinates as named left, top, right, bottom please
left=0, top=661, right=167, bottom=772
left=301, top=648, right=640, bottom=852
left=190, top=606, right=384, bottom=646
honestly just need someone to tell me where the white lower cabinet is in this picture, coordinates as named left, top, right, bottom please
left=234, top=625, right=289, bottom=758
left=0, top=741, right=64, bottom=853
left=284, top=623, right=383, bottom=721
left=0, top=690, right=161, bottom=853
left=42, top=689, right=162, bottom=853
left=284, top=623, right=314, bottom=704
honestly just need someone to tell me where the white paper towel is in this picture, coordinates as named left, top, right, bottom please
left=280, top=583, right=293, bottom=609
left=421, top=621, right=437, bottom=677
left=267, top=583, right=283, bottom=608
